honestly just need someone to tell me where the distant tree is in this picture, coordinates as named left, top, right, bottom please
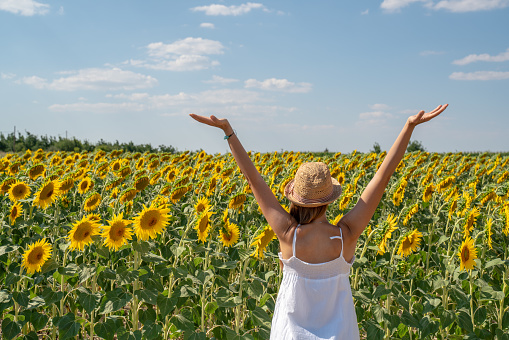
left=407, top=140, right=426, bottom=152
left=371, top=142, right=382, bottom=154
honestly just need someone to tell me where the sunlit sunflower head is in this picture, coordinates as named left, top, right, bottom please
left=28, top=163, right=45, bottom=181
left=1, top=177, right=16, bottom=194
left=102, top=213, right=133, bottom=251
left=194, top=197, right=211, bottom=215
left=170, top=185, right=189, bottom=204
left=59, top=176, right=75, bottom=194
left=220, top=221, right=240, bottom=247
left=78, top=177, right=94, bottom=194
left=195, top=209, right=214, bottom=243
left=250, top=225, right=276, bottom=259
left=423, top=183, right=434, bottom=203
left=133, top=204, right=171, bottom=241
left=458, top=236, right=478, bottom=271
left=332, top=213, right=344, bottom=226
left=8, top=181, right=31, bottom=202
left=229, top=193, right=246, bottom=210
left=134, top=176, right=150, bottom=192
left=33, top=180, right=61, bottom=209
left=397, top=229, right=422, bottom=257
left=22, top=238, right=52, bottom=275
left=83, top=192, right=102, bottom=212
left=86, top=213, right=101, bottom=223
left=119, top=188, right=138, bottom=204
left=10, top=202, right=23, bottom=225
left=68, top=216, right=101, bottom=251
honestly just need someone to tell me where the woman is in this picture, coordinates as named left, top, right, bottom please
left=190, top=103, right=448, bottom=339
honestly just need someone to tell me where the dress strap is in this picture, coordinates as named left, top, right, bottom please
left=292, top=224, right=300, bottom=258
left=329, top=228, right=344, bottom=258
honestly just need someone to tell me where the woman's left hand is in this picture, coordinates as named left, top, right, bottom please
left=407, top=104, right=448, bottom=127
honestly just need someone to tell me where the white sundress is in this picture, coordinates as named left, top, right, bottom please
left=270, top=225, right=360, bottom=340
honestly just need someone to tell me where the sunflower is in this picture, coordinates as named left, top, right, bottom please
left=119, top=188, right=137, bottom=204
left=111, top=160, right=122, bottom=172
left=195, top=209, right=214, bottom=243
left=195, top=197, right=211, bottom=215
left=57, top=176, right=73, bottom=194
left=170, top=185, right=189, bottom=204
left=207, top=176, right=217, bottom=196
left=86, top=213, right=101, bottom=223
left=403, top=204, right=419, bottom=226
left=133, top=204, right=171, bottom=241
left=0, top=178, right=16, bottom=194
left=422, top=183, right=434, bottom=203
left=33, top=180, right=61, bottom=209
left=150, top=171, right=162, bottom=185
left=377, top=214, right=398, bottom=255
left=220, top=221, right=240, bottom=247
left=9, top=162, right=22, bottom=175
left=78, top=177, right=94, bottom=194
left=229, top=193, right=246, bottom=210
left=166, top=170, right=177, bottom=182
left=8, top=181, right=31, bottom=202
left=332, top=213, right=344, bottom=226
left=436, top=176, right=455, bottom=193
left=338, top=193, right=353, bottom=211
left=392, top=180, right=407, bottom=207
left=101, top=213, right=133, bottom=251
left=28, top=164, right=45, bottom=181
left=485, top=218, right=493, bottom=250
left=134, top=176, right=150, bottom=192
left=68, top=216, right=101, bottom=251
left=22, top=239, right=52, bottom=275
left=397, top=229, right=422, bottom=257
left=251, top=225, right=276, bottom=259
left=83, top=192, right=102, bottom=212
left=10, top=202, right=23, bottom=225
left=464, top=207, right=480, bottom=238
left=458, top=236, right=478, bottom=271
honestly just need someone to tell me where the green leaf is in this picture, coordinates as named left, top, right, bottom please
left=79, top=264, right=96, bottom=283
left=156, top=294, right=177, bottom=317
left=41, top=288, right=64, bottom=306
left=99, top=288, right=132, bottom=314
left=5, top=272, right=21, bottom=286
left=422, top=297, right=441, bottom=314
left=373, top=285, right=391, bottom=300
left=40, top=258, right=59, bottom=273
left=1, top=318, right=21, bottom=340
left=205, top=301, right=218, bottom=315
left=134, top=288, right=158, bottom=305
left=401, top=310, right=420, bottom=329
left=139, top=308, right=157, bottom=324
left=12, top=291, right=29, bottom=308
left=170, top=311, right=194, bottom=333
left=184, top=331, right=207, bottom=340
left=215, top=261, right=238, bottom=269
left=58, top=263, right=79, bottom=277
left=142, top=252, right=166, bottom=263
left=95, top=320, right=116, bottom=340
left=485, top=258, right=504, bottom=269
left=474, top=306, right=487, bottom=325
left=23, top=331, right=39, bottom=340
left=27, top=296, right=45, bottom=310
left=56, top=313, right=80, bottom=340
left=143, top=322, right=163, bottom=339
left=0, top=290, right=12, bottom=304
left=364, top=319, right=384, bottom=340
left=246, top=280, right=264, bottom=299
left=250, top=306, right=271, bottom=328
left=457, top=308, right=474, bottom=333
left=0, top=245, right=19, bottom=256
left=77, top=287, right=101, bottom=314
left=439, top=309, right=455, bottom=329
left=419, top=316, right=432, bottom=339
left=27, top=311, right=48, bottom=331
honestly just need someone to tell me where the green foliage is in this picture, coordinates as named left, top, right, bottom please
left=407, top=140, right=426, bottom=152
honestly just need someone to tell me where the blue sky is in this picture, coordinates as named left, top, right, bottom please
left=1, top=0, right=508, bottom=154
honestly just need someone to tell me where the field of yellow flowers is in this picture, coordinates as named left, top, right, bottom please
left=0, top=149, right=508, bottom=339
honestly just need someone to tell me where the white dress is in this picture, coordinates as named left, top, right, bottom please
left=270, top=225, right=360, bottom=340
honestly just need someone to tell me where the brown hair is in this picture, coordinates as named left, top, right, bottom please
left=289, top=203, right=328, bottom=225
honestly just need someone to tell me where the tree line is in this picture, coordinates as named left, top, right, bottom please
left=0, top=131, right=176, bottom=153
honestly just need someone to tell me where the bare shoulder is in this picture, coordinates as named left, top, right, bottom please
left=337, top=220, right=359, bottom=246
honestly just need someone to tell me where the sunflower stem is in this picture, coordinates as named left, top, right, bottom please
left=132, top=249, right=141, bottom=331
left=469, top=270, right=475, bottom=327
left=499, top=266, right=508, bottom=330
left=353, top=228, right=376, bottom=290
left=235, top=257, right=249, bottom=334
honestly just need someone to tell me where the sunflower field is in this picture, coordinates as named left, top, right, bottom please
left=0, top=148, right=508, bottom=339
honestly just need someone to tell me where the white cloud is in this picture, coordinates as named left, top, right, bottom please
left=57, top=6, right=64, bottom=15
left=380, top=0, right=430, bottom=12
left=203, top=75, right=239, bottom=84
left=200, top=22, right=215, bottom=29
left=191, top=3, right=266, bottom=16
left=369, top=103, right=391, bottom=110
left=433, top=0, right=509, bottom=12
left=130, top=37, right=224, bottom=72
left=361, top=9, right=369, bottom=15
left=381, top=0, right=509, bottom=12
left=1, top=72, right=16, bottom=80
left=0, top=0, right=49, bottom=16
left=449, top=71, right=509, bottom=80
left=453, top=48, right=509, bottom=65
left=49, top=102, right=146, bottom=113
left=244, top=78, right=312, bottom=93
left=20, top=68, right=158, bottom=91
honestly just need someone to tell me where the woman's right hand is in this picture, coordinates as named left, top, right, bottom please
left=189, top=114, right=233, bottom=135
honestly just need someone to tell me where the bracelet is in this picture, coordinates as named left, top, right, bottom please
left=224, top=131, right=235, bottom=140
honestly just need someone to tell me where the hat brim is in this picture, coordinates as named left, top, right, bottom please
left=284, top=178, right=342, bottom=207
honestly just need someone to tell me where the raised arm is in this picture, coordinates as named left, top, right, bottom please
left=340, top=104, right=448, bottom=240
left=189, top=114, right=292, bottom=238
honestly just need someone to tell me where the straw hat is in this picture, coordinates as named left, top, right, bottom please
left=284, top=162, right=342, bottom=207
